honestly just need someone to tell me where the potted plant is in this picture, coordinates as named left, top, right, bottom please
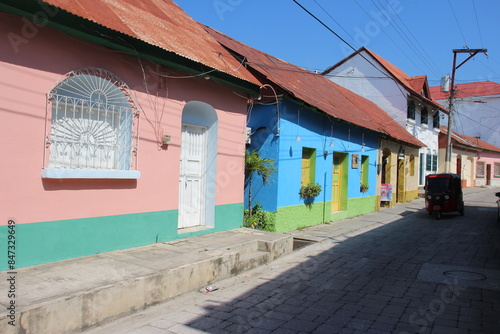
left=299, top=183, right=322, bottom=198
left=360, top=184, right=370, bottom=193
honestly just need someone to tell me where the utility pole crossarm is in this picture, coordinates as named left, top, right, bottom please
left=454, top=49, right=488, bottom=70
left=452, top=48, right=488, bottom=53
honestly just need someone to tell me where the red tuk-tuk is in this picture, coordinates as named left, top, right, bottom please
left=424, top=173, right=464, bottom=220
left=496, top=192, right=500, bottom=222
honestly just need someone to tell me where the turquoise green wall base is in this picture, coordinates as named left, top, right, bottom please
left=177, top=203, right=244, bottom=238
left=0, top=203, right=243, bottom=271
left=272, top=196, right=377, bottom=233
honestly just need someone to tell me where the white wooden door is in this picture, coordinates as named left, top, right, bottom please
left=178, top=124, right=207, bottom=228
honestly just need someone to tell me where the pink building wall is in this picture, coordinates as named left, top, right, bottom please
left=0, top=11, right=247, bottom=227
left=475, top=151, right=500, bottom=187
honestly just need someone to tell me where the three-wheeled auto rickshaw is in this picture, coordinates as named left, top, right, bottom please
left=424, top=173, right=464, bottom=220
left=496, top=192, right=500, bottom=222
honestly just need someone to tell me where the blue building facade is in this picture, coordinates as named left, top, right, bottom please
left=246, top=98, right=379, bottom=232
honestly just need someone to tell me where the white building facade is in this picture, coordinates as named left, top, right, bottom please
left=430, top=81, right=500, bottom=148
left=323, top=47, right=445, bottom=185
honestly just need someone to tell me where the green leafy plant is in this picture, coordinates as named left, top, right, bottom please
left=299, top=183, right=322, bottom=198
left=360, top=184, right=370, bottom=193
left=243, top=203, right=275, bottom=232
left=245, top=150, right=277, bottom=216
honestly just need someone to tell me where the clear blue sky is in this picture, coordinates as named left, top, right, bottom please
left=174, top=0, right=500, bottom=86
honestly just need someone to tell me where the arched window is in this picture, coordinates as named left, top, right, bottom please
left=44, top=68, right=139, bottom=178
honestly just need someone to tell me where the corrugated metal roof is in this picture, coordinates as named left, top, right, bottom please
left=430, top=81, right=500, bottom=100
left=204, top=26, right=425, bottom=148
left=440, top=126, right=500, bottom=153
left=324, top=47, right=445, bottom=112
left=407, top=76, right=427, bottom=93
left=39, top=0, right=261, bottom=86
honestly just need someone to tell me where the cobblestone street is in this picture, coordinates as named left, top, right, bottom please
left=83, top=187, right=500, bottom=334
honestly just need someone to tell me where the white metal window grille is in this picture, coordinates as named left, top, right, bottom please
left=46, top=68, right=139, bottom=171
left=476, top=161, right=485, bottom=177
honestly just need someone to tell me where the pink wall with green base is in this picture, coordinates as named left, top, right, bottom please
left=0, top=12, right=249, bottom=270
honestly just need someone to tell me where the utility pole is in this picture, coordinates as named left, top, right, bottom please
left=445, top=48, right=487, bottom=173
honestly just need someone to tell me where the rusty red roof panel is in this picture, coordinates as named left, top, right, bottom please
left=440, top=126, right=500, bottom=153
left=204, top=26, right=425, bottom=147
left=407, top=76, right=426, bottom=93
left=40, top=0, right=260, bottom=86
left=430, top=81, right=500, bottom=100
left=439, top=126, right=477, bottom=148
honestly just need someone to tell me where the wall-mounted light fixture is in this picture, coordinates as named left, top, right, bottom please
left=398, top=145, right=405, bottom=160
left=163, top=135, right=171, bottom=145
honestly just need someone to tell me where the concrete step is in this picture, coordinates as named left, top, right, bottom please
left=0, top=229, right=293, bottom=334
left=238, top=249, right=273, bottom=273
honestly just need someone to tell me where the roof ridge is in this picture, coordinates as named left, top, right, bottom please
left=204, top=29, right=425, bottom=147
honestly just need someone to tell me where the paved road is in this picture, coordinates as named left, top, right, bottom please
left=82, top=187, right=500, bottom=334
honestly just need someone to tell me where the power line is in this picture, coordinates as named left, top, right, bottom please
left=291, top=0, right=407, bottom=98
left=454, top=107, right=499, bottom=135
left=349, top=0, right=429, bottom=76
left=476, top=58, right=500, bottom=80
left=448, top=0, right=468, bottom=46
left=291, top=0, right=357, bottom=55
left=377, top=0, right=442, bottom=77
left=311, top=0, right=358, bottom=48
left=471, top=0, right=484, bottom=47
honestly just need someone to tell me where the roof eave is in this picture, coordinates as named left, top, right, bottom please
left=0, top=1, right=260, bottom=94
left=282, top=96, right=425, bottom=148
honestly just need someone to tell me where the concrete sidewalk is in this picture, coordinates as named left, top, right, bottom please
left=0, top=186, right=491, bottom=334
left=287, top=185, right=489, bottom=244
left=0, top=228, right=293, bottom=334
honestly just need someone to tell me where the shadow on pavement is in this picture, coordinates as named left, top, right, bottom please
left=185, top=197, right=500, bottom=333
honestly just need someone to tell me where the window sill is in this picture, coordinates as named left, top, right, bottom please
left=41, top=168, right=141, bottom=179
